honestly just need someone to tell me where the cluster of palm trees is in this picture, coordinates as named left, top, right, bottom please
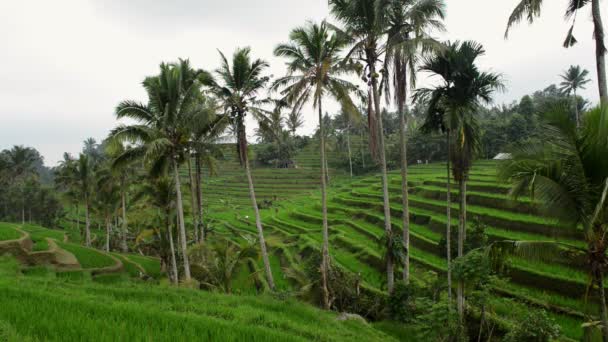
left=46, top=1, right=608, bottom=335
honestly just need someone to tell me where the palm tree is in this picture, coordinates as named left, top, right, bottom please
left=203, top=47, right=276, bottom=290
left=415, top=41, right=503, bottom=324
left=286, top=110, right=304, bottom=136
left=559, top=65, right=591, bottom=127
left=111, top=59, right=208, bottom=282
left=330, top=0, right=398, bottom=293
left=105, top=140, right=134, bottom=253
left=505, top=0, right=607, bottom=103
left=75, top=153, right=94, bottom=246
left=272, top=20, right=360, bottom=308
left=3, top=146, right=41, bottom=224
left=95, top=166, right=120, bottom=252
left=498, top=105, right=608, bottom=342
left=382, top=0, right=446, bottom=284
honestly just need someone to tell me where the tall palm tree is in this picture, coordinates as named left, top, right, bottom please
left=505, top=0, right=607, bottom=103
left=272, top=20, right=360, bottom=308
left=559, top=65, right=591, bottom=127
left=75, top=153, right=93, bottom=246
left=330, top=0, right=398, bottom=293
left=203, top=47, right=276, bottom=290
left=95, top=166, right=120, bottom=252
left=498, top=105, right=608, bottom=342
left=105, top=140, right=133, bottom=253
left=382, top=0, right=446, bottom=284
left=111, top=59, right=208, bottom=282
left=415, top=41, right=504, bottom=324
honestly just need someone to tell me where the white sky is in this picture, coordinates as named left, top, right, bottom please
left=0, top=0, right=602, bottom=166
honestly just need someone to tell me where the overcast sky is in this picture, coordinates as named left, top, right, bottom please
left=0, top=0, right=601, bottom=166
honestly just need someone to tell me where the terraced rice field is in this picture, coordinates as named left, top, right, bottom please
left=203, top=159, right=597, bottom=340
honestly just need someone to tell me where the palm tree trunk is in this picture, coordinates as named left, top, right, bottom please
left=368, top=87, right=379, bottom=161
left=120, top=185, right=128, bottom=253
left=370, top=62, right=394, bottom=293
left=346, top=127, right=353, bottom=178
left=457, top=177, right=467, bottom=324
left=573, top=90, right=580, bottom=127
left=240, top=125, right=275, bottom=291
left=446, top=131, right=453, bottom=303
left=172, top=157, right=191, bottom=281
left=167, top=212, right=178, bottom=284
left=195, top=155, right=205, bottom=242
left=85, top=194, right=91, bottom=247
left=28, top=207, right=32, bottom=224
left=187, top=157, right=199, bottom=243
left=598, top=269, right=608, bottom=342
left=319, top=99, right=331, bottom=310
left=21, top=201, right=24, bottom=225
left=75, top=204, right=79, bottom=233
left=592, top=0, right=608, bottom=103
left=399, top=101, right=410, bottom=284
left=360, top=131, right=366, bottom=169
left=104, top=215, right=110, bottom=252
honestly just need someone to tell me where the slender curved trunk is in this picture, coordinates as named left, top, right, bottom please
left=368, top=87, right=379, bottom=162
left=21, top=204, right=24, bottom=225
left=457, top=177, right=467, bottom=324
left=592, top=0, right=608, bottom=103
left=370, top=61, right=394, bottom=293
left=167, top=211, right=178, bottom=284
left=187, top=157, right=199, bottom=243
left=446, top=131, right=453, bottom=302
left=172, top=157, right=191, bottom=281
left=239, top=122, right=275, bottom=290
left=399, top=95, right=410, bottom=284
left=75, top=204, right=79, bottom=234
left=346, top=126, right=353, bottom=178
left=120, top=184, right=128, bottom=253
left=84, top=194, right=91, bottom=247
left=195, top=155, right=205, bottom=242
left=104, top=215, right=110, bottom=252
left=319, top=99, right=331, bottom=309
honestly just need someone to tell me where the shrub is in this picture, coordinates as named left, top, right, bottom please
left=503, top=310, right=561, bottom=342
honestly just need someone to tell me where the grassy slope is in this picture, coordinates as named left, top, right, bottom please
left=0, top=256, right=394, bottom=342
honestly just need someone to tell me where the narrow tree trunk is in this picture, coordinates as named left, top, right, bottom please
left=399, top=102, right=410, bottom=283
left=21, top=202, right=24, bottom=225
left=477, top=304, right=485, bottom=342
left=76, top=204, right=80, bottom=234
left=360, top=131, right=366, bottom=169
left=346, top=126, right=353, bottom=178
left=592, top=0, right=608, bottom=103
left=240, top=125, right=275, bottom=291
left=167, top=213, right=178, bottom=284
left=85, top=194, right=91, bottom=247
left=105, top=215, right=110, bottom=252
left=446, top=130, right=453, bottom=303
left=370, top=61, right=394, bottom=293
left=28, top=207, right=32, bottom=224
left=457, top=177, right=467, bottom=324
left=195, top=155, right=205, bottom=242
left=187, top=156, right=199, bottom=243
left=120, top=186, right=128, bottom=253
left=573, top=90, right=580, bottom=127
left=368, top=87, right=379, bottom=161
left=598, top=269, right=608, bottom=342
left=172, top=157, right=191, bottom=281
left=319, top=99, right=331, bottom=310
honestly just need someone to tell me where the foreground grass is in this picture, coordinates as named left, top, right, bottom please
left=0, top=257, right=394, bottom=342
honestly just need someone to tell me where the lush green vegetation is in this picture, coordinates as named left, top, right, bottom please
left=0, top=223, right=22, bottom=241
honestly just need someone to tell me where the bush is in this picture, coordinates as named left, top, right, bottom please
left=503, top=310, right=561, bottom=342
left=415, top=299, right=461, bottom=341
left=387, top=281, right=433, bottom=323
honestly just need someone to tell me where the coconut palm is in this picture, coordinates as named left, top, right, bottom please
left=330, top=0, right=400, bottom=293
left=415, top=40, right=504, bottom=323
left=3, top=146, right=41, bottom=224
left=498, top=104, right=608, bottom=342
left=272, top=20, right=360, bottom=307
left=111, top=59, right=208, bottom=282
left=73, top=153, right=94, bottom=247
left=95, top=166, right=120, bottom=252
left=202, top=47, right=276, bottom=290
left=105, top=140, right=135, bottom=252
left=559, top=65, right=591, bottom=127
left=505, top=0, right=607, bottom=103
left=382, top=0, right=446, bottom=284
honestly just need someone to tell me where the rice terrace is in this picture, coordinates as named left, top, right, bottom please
left=2, top=0, right=608, bottom=341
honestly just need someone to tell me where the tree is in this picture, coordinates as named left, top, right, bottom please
left=286, top=110, right=304, bottom=136
left=112, top=59, right=209, bottom=282
left=416, top=41, right=503, bottom=324
left=3, top=146, right=42, bottom=224
left=559, top=65, right=591, bottom=127
left=505, top=0, right=607, bottom=103
left=76, top=154, right=94, bottom=246
left=382, top=0, right=446, bottom=284
left=95, top=166, right=120, bottom=252
left=272, top=20, right=360, bottom=307
left=105, top=140, right=134, bottom=252
left=203, top=47, right=276, bottom=290
left=330, top=0, right=397, bottom=293
left=498, top=104, right=608, bottom=342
